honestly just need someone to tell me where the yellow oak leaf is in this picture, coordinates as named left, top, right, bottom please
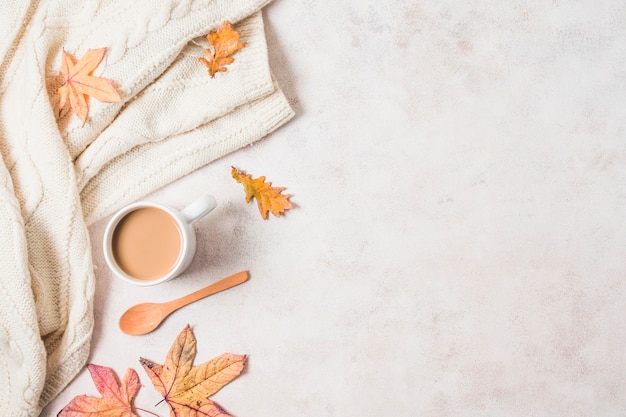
left=58, top=47, right=121, bottom=126
left=140, top=325, right=246, bottom=417
left=58, top=364, right=140, bottom=417
left=231, top=166, right=294, bottom=219
left=198, top=21, right=245, bottom=78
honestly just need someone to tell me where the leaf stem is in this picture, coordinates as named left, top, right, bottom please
left=136, top=407, right=162, bottom=417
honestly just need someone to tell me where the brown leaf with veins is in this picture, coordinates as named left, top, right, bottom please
left=231, top=166, right=294, bottom=219
left=58, top=47, right=121, bottom=126
left=57, top=364, right=140, bottom=417
left=198, top=21, right=245, bottom=78
left=140, top=325, right=246, bottom=417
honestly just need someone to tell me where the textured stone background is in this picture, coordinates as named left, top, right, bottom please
left=44, top=1, right=626, bottom=416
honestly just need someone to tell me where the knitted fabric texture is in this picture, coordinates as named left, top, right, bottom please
left=0, top=0, right=293, bottom=415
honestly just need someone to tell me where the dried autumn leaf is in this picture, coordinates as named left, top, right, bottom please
left=58, top=364, right=140, bottom=417
left=58, top=47, right=121, bottom=126
left=140, top=325, right=246, bottom=417
left=198, top=21, right=245, bottom=78
left=231, top=166, right=294, bottom=219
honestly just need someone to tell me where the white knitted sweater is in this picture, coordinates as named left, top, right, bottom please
left=0, top=1, right=293, bottom=415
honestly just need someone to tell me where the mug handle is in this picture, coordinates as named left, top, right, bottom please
left=180, top=194, right=217, bottom=224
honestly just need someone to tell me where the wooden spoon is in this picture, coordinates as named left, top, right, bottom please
left=119, top=270, right=249, bottom=335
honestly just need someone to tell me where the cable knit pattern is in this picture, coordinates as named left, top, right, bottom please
left=0, top=0, right=293, bottom=415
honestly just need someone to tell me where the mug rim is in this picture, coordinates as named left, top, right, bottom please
left=103, top=201, right=192, bottom=286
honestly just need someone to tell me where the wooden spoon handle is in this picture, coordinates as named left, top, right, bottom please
left=166, top=270, right=249, bottom=311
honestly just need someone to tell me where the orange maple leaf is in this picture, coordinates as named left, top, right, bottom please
left=231, top=166, right=294, bottom=219
left=58, top=364, right=140, bottom=417
left=140, top=325, right=246, bottom=417
left=198, top=21, right=245, bottom=78
left=58, top=47, right=121, bottom=126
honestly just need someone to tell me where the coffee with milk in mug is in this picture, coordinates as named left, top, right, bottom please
left=111, top=207, right=183, bottom=280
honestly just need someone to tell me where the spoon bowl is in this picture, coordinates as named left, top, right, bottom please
left=119, top=270, right=249, bottom=335
left=119, top=303, right=170, bottom=335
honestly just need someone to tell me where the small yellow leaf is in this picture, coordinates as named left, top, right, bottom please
left=231, top=166, right=294, bottom=219
left=198, top=21, right=245, bottom=78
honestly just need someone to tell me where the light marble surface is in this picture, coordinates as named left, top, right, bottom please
left=43, top=1, right=626, bottom=416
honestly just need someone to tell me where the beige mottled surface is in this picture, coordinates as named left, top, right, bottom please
left=43, top=1, right=626, bottom=416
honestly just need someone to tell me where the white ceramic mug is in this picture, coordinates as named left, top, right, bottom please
left=103, top=194, right=217, bottom=286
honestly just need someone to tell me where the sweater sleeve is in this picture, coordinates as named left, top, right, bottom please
left=75, top=12, right=276, bottom=193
